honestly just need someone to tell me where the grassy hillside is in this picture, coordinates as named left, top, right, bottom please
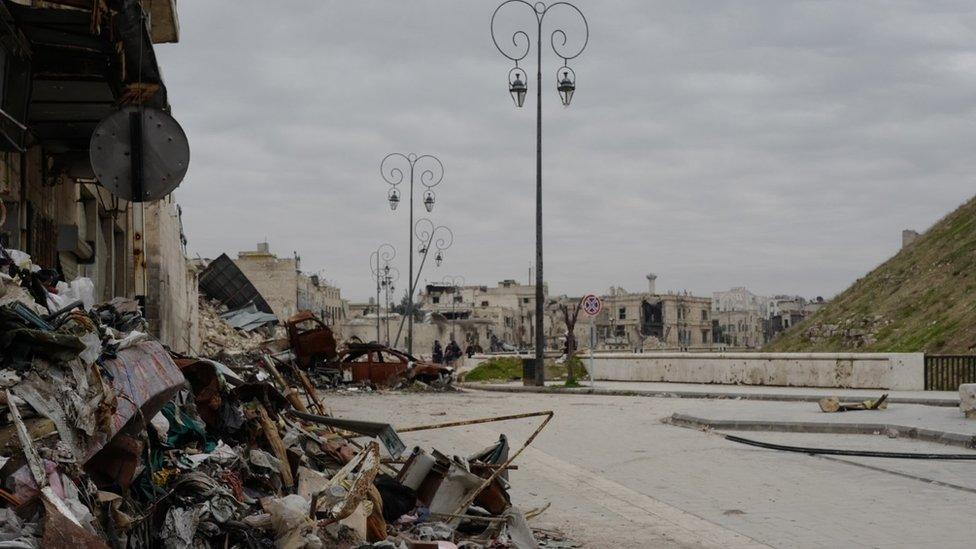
left=765, top=195, right=976, bottom=353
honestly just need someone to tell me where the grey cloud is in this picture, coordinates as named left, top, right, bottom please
left=157, top=0, right=976, bottom=301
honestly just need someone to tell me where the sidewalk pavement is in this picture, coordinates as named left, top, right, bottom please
left=464, top=380, right=960, bottom=406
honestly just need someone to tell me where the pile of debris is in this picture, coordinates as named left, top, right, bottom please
left=198, top=297, right=267, bottom=359
left=1, top=245, right=553, bottom=548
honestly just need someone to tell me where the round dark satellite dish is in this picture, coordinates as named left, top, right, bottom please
left=89, top=106, right=190, bottom=202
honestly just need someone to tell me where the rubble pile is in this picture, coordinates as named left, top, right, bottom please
left=199, top=298, right=267, bottom=358
left=1, top=246, right=555, bottom=548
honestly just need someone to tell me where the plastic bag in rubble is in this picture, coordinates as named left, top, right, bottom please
left=266, top=494, right=317, bottom=549
left=52, top=277, right=95, bottom=311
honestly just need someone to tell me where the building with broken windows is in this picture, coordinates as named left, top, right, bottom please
left=419, top=279, right=550, bottom=351
left=590, top=276, right=714, bottom=351
left=0, top=1, right=198, bottom=353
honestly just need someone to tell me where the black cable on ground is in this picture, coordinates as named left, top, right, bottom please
left=724, top=434, right=976, bottom=460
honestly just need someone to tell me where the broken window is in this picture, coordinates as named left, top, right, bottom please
left=432, top=296, right=440, bottom=304
left=618, top=307, right=626, bottom=320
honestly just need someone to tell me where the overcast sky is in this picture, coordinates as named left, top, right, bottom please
left=155, top=1, right=976, bottom=302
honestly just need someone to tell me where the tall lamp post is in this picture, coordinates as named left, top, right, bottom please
left=442, top=275, right=466, bottom=342
left=491, top=1, right=588, bottom=386
left=381, top=153, right=444, bottom=354
left=393, top=218, right=454, bottom=349
left=370, top=243, right=396, bottom=344
left=381, top=266, right=400, bottom=345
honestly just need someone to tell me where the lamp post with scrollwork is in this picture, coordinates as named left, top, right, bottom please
left=490, top=0, right=588, bottom=385
left=369, top=243, right=396, bottom=344
left=381, top=153, right=444, bottom=354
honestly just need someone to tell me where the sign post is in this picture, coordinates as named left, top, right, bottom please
left=581, top=294, right=602, bottom=387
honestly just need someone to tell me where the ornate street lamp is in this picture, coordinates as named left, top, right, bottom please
left=380, top=265, right=400, bottom=345
left=491, top=0, right=588, bottom=386
left=370, top=243, right=396, bottom=344
left=381, top=153, right=444, bottom=354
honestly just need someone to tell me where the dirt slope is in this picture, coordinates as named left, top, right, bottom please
left=766, top=195, right=976, bottom=353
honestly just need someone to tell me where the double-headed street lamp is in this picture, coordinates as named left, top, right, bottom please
left=380, top=265, right=400, bottom=345
left=393, top=218, right=454, bottom=350
left=491, top=0, right=588, bottom=386
left=442, top=275, right=466, bottom=341
left=370, top=243, right=396, bottom=344
left=382, top=153, right=444, bottom=354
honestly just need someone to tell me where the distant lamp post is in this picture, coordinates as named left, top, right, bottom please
left=380, top=265, right=400, bottom=344
left=370, top=243, right=396, bottom=344
left=382, top=153, right=444, bottom=354
left=491, top=0, right=588, bottom=386
left=435, top=251, right=443, bottom=267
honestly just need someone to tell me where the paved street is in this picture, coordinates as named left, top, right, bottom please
left=328, top=389, right=976, bottom=548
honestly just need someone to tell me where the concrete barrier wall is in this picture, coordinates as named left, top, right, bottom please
left=580, top=352, right=925, bottom=390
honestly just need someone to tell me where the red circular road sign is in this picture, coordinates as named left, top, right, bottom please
left=582, top=294, right=602, bottom=316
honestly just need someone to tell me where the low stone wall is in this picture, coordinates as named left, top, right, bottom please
left=579, top=352, right=925, bottom=390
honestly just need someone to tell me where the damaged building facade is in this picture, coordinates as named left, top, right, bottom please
left=418, top=279, right=549, bottom=351
left=592, top=281, right=714, bottom=351
left=233, top=242, right=345, bottom=326
left=0, top=0, right=197, bottom=353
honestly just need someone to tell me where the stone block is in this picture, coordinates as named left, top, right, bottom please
left=960, top=384, right=976, bottom=419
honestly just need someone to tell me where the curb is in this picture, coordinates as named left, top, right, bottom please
left=665, top=413, right=976, bottom=450
left=462, top=383, right=961, bottom=407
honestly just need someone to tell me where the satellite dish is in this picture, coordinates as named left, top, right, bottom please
left=89, top=106, right=190, bottom=202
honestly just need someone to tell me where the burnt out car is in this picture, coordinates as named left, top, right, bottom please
left=286, top=311, right=338, bottom=368
left=331, top=343, right=453, bottom=387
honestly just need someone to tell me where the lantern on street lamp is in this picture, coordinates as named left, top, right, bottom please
left=509, top=68, right=527, bottom=108
left=435, top=251, right=443, bottom=267
left=387, top=188, right=401, bottom=211
left=423, top=190, right=435, bottom=212
left=557, top=67, right=576, bottom=106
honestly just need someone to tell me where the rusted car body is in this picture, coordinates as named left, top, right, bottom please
left=286, top=311, right=338, bottom=368
left=334, top=343, right=453, bottom=387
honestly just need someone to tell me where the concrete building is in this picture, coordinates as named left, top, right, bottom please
left=712, top=287, right=767, bottom=349
left=0, top=1, right=194, bottom=352
left=234, top=242, right=344, bottom=325
left=593, top=280, right=714, bottom=351
left=765, top=295, right=826, bottom=340
left=418, top=279, right=549, bottom=350
left=143, top=195, right=200, bottom=354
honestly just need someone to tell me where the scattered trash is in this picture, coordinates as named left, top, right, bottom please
left=0, top=243, right=565, bottom=548
left=818, top=394, right=888, bottom=413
